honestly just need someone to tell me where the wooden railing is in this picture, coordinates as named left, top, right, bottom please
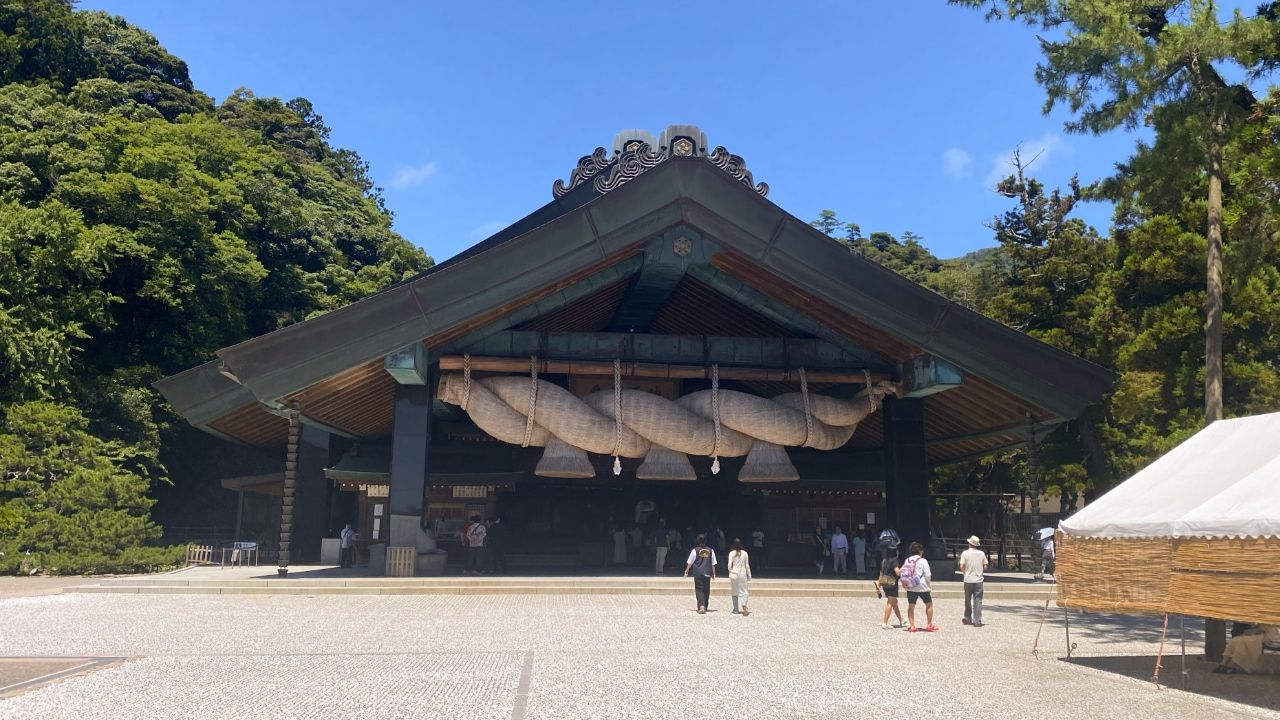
left=185, top=544, right=215, bottom=565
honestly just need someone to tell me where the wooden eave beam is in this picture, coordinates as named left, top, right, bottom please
left=439, top=355, right=891, bottom=384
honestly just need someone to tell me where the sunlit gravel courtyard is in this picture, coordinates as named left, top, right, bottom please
left=0, top=592, right=1275, bottom=719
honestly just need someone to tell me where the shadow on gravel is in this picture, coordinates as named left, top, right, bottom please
left=983, top=602, right=1205, bottom=647
left=1067, top=655, right=1280, bottom=713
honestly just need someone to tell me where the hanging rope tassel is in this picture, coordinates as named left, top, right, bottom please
left=863, top=369, right=877, bottom=410
left=799, top=367, right=813, bottom=447
left=612, top=359, right=623, bottom=476
left=522, top=355, right=538, bottom=448
left=710, top=363, right=722, bottom=475
left=461, top=352, right=472, bottom=411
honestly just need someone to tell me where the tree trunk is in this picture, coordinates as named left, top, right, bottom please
left=1203, top=122, right=1228, bottom=661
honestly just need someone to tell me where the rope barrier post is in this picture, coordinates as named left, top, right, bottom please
left=1152, top=609, right=1172, bottom=681
left=1031, top=597, right=1050, bottom=657
left=1064, top=607, right=1073, bottom=659
left=1179, top=615, right=1188, bottom=690
left=1153, top=613, right=1170, bottom=686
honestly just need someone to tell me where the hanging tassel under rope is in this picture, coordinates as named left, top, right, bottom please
left=710, top=363, right=722, bottom=475
left=521, top=355, right=538, bottom=448
left=612, top=359, right=622, bottom=476
left=799, top=367, right=813, bottom=447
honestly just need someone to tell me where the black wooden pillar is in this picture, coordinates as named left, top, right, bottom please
left=883, top=397, right=931, bottom=548
left=388, top=383, right=431, bottom=549
left=292, top=424, right=330, bottom=563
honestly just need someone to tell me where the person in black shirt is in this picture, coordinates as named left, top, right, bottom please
left=877, top=548, right=904, bottom=629
left=683, top=534, right=717, bottom=614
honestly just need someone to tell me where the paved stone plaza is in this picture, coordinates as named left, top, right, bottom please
left=0, top=592, right=1275, bottom=719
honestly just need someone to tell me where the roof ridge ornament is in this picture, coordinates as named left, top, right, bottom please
left=552, top=126, right=768, bottom=199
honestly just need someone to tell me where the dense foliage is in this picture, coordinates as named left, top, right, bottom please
left=813, top=4, right=1280, bottom=518
left=0, top=1, right=432, bottom=573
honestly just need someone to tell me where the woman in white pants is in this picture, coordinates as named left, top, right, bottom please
left=727, top=538, right=752, bottom=616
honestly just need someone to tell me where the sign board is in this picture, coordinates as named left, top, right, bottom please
left=453, top=486, right=488, bottom=499
left=866, top=512, right=876, bottom=524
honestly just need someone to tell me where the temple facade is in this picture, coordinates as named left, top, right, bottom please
left=156, top=126, right=1112, bottom=574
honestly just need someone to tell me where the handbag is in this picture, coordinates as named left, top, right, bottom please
left=878, top=572, right=896, bottom=586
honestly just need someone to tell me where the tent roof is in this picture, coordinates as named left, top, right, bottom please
left=1059, top=412, right=1280, bottom=540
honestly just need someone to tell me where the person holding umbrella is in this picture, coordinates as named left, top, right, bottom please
left=1034, top=528, right=1056, bottom=581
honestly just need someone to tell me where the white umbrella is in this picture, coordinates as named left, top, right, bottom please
left=1034, top=527, right=1055, bottom=540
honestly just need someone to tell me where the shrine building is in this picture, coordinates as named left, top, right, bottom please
left=156, top=126, right=1112, bottom=574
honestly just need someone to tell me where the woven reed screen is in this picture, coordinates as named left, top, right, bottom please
left=1168, top=537, right=1280, bottom=625
left=1056, top=534, right=1173, bottom=615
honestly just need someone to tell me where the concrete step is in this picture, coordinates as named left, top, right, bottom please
left=64, top=578, right=1057, bottom=599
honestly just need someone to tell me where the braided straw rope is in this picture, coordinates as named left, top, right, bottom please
left=438, top=367, right=900, bottom=463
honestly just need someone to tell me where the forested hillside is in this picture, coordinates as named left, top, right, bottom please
left=0, top=0, right=432, bottom=573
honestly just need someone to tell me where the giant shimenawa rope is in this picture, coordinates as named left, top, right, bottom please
left=437, top=371, right=901, bottom=472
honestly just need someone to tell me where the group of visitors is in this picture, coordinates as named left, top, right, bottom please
left=810, top=525, right=874, bottom=576
left=612, top=519, right=767, bottom=577
left=683, top=533, right=753, bottom=616
left=873, top=533, right=989, bottom=633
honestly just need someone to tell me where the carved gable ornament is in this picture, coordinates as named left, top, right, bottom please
left=553, top=125, right=769, bottom=199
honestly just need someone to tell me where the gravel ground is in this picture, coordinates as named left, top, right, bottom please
left=0, top=593, right=1274, bottom=719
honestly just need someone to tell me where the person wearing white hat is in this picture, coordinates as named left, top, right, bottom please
left=959, top=535, right=989, bottom=627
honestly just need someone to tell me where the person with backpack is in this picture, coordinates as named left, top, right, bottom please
left=464, top=515, right=487, bottom=575
left=900, top=541, right=937, bottom=632
left=683, top=534, right=717, bottom=614
left=876, top=547, right=904, bottom=629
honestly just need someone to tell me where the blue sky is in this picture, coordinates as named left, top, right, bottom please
left=79, top=1, right=1159, bottom=262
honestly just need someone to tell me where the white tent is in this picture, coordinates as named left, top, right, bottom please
left=1059, top=412, right=1280, bottom=540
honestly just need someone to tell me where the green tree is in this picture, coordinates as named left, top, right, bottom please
left=952, top=0, right=1273, bottom=427
left=0, top=401, right=183, bottom=574
left=0, top=3, right=435, bottom=571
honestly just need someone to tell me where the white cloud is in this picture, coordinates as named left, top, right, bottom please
left=941, top=147, right=973, bottom=178
left=469, top=220, right=508, bottom=242
left=985, top=134, right=1062, bottom=189
left=387, top=161, right=438, bottom=190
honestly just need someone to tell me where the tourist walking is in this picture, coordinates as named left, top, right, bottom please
left=812, top=526, right=829, bottom=575
left=339, top=522, right=356, bottom=568
left=900, top=541, right=937, bottom=632
left=877, top=548, right=904, bottom=629
left=831, top=526, right=849, bottom=575
left=654, top=522, right=671, bottom=574
left=1037, top=533, right=1056, bottom=581
left=464, top=515, right=487, bottom=575
left=959, top=535, right=988, bottom=627
left=683, top=534, right=717, bottom=614
left=727, top=538, right=752, bottom=616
